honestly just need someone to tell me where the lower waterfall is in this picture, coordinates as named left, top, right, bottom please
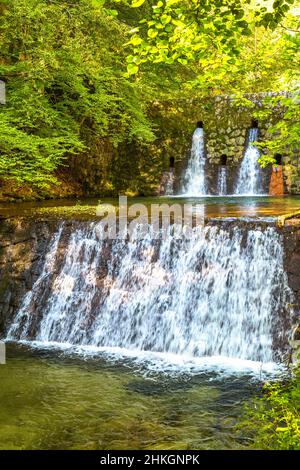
left=7, top=222, right=292, bottom=366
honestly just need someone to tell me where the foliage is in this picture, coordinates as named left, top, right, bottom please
left=239, top=371, right=300, bottom=449
left=250, top=91, right=300, bottom=167
left=0, top=0, right=154, bottom=188
left=125, top=0, right=296, bottom=76
left=124, top=0, right=300, bottom=168
left=0, top=114, right=83, bottom=187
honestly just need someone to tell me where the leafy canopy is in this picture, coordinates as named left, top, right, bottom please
left=125, top=0, right=297, bottom=75
left=0, top=0, right=154, bottom=188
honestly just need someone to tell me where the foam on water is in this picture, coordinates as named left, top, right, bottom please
left=9, top=340, right=284, bottom=379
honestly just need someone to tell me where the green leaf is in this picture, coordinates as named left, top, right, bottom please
left=105, top=9, right=118, bottom=17
left=131, top=0, right=146, bottom=8
left=127, top=63, right=139, bottom=75
left=148, top=28, right=158, bottom=38
left=161, top=14, right=172, bottom=25
left=130, top=35, right=143, bottom=46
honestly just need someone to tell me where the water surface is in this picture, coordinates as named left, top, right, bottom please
left=0, top=343, right=259, bottom=450
left=1, top=195, right=300, bottom=220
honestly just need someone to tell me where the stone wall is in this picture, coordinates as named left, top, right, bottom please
left=283, top=222, right=300, bottom=362
left=71, top=91, right=300, bottom=196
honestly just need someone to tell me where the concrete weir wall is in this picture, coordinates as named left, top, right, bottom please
left=0, top=216, right=300, bottom=362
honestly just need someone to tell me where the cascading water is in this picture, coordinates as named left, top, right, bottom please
left=181, top=127, right=207, bottom=196
left=217, top=167, right=227, bottom=196
left=7, top=222, right=292, bottom=365
left=234, top=128, right=264, bottom=195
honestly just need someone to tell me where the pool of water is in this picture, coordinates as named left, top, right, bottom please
left=1, top=195, right=300, bottom=220
left=0, top=343, right=262, bottom=450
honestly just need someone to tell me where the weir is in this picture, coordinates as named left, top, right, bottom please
left=5, top=219, right=295, bottom=366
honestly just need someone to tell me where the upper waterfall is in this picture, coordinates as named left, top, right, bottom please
left=181, top=127, right=207, bottom=196
left=234, top=128, right=264, bottom=196
left=7, top=222, right=292, bottom=365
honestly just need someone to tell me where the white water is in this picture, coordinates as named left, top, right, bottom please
left=217, top=166, right=227, bottom=196
left=17, top=340, right=284, bottom=378
left=7, top=223, right=292, bottom=368
left=181, top=127, right=207, bottom=196
left=235, top=128, right=264, bottom=195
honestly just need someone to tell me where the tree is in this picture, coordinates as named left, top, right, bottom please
left=125, top=0, right=296, bottom=76
left=0, top=0, right=154, bottom=188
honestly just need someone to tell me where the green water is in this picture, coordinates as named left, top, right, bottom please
left=0, top=344, right=256, bottom=450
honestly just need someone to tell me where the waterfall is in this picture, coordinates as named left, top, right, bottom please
left=235, top=128, right=264, bottom=195
left=217, top=166, right=227, bottom=196
left=7, top=222, right=292, bottom=364
left=181, top=127, right=207, bottom=196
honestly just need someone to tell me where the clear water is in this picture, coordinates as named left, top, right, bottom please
left=2, top=195, right=300, bottom=220
left=0, top=343, right=262, bottom=450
